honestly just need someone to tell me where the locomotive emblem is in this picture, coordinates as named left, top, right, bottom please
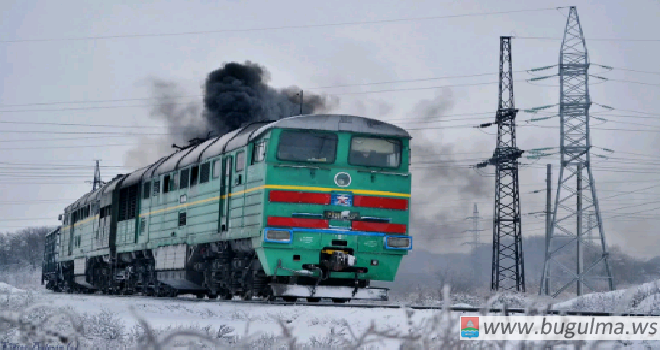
left=331, top=194, right=353, bottom=207
left=334, top=172, right=351, bottom=187
left=336, top=195, right=350, bottom=205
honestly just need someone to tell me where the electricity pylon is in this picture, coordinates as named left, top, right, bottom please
left=477, top=36, right=525, bottom=292
left=540, top=6, right=615, bottom=297
left=93, top=160, right=102, bottom=191
left=461, top=203, right=483, bottom=249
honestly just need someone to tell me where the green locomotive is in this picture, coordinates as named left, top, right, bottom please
left=42, top=114, right=412, bottom=302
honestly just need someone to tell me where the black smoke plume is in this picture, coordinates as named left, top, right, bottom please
left=202, top=61, right=336, bottom=135
left=124, top=61, right=337, bottom=167
left=405, top=90, right=491, bottom=247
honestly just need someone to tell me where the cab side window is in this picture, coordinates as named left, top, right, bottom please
left=252, top=141, right=266, bottom=164
left=236, top=152, right=245, bottom=172
left=212, top=160, right=221, bottom=179
left=180, top=168, right=190, bottom=189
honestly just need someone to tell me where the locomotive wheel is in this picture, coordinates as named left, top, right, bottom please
left=283, top=296, right=297, bottom=303
left=219, top=289, right=233, bottom=300
left=264, top=286, right=276, bottom=302
left=307, top=297, right=321, bottom=303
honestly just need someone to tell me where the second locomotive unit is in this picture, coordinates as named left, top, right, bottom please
left=43, top=114, right=413, bottom=302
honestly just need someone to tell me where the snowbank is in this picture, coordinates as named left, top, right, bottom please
left=0, top=282, right=24, bottom=294
left=554, top=279, right=660, bottom=314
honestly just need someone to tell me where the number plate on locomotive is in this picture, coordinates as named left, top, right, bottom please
left=324, top=211, right=360, bottom=220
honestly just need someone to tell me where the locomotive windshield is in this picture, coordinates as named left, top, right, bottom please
left=277, top=130, right=338, bottom=163
left=349, top=136, right=401, bottom=168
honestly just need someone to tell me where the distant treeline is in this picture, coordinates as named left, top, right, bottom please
left=393, top=235, right=660, bottom=296
left=0, top=226, right=55, bottom=268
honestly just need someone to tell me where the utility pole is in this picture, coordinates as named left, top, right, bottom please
left=540, top=6, right=614, bottom=298
left=93, top=160, right=102, bottom=191
left=477, top=37, right=525, bottom=292
left=577, top=163, right=583, bottom=296
left=539, top=164, right=552, bottom=295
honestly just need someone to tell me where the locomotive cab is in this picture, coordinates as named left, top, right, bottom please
left=255, top=115, right=412, bottom=301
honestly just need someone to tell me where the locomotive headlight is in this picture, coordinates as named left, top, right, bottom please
left=385, top=236, right=412, bottom=249
left=265, top=229, right=292, bottom=243
left=334, top=172, right=351, bottom=187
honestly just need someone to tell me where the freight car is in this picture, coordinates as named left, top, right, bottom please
left=42, top=114, right=413, bottom=302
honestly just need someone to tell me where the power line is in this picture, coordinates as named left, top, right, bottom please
left=0, top=80, right=514, bottom=115
left=0, top=161, right=130, bottom=167
left=0, top=130, right=176, bottom=135
left=606, top=78, right=660, bottom=87
left=0, top=120, right=166, bottom=128
left=0, top=7, right=564, bottom=44
left=597, top=106, right=660, bottom=117
left=514, top=36, right=660, bottom=42
left=0, top=65, right=646, bottom=109
left=0, top=142, right=148, bottom=150
left=0, top=96, right=200, bottom=108
left=601, top=66, right=660, bottom=75
left=523, top=124, right=660, bottom=133
left=309, top=72, right=529, bottom=90
left=0, top=71, right=535, bottom=108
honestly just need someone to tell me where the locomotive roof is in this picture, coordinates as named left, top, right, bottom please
left=45, top=227, right=60, bottom=238
left=252, top=114, right=411, bottom=139
left=64, top=114, right=409, bottom=209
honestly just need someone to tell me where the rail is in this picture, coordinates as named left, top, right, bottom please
left=39, top=290, right=658, bottom=317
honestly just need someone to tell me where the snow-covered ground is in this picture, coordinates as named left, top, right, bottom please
left=0, top=282, right=24, bottom=294
left=554, top=279, right=660, bottom=315
left=1, top=288, right=446, bottom=349
left=1, top=282, right=660, bottom=349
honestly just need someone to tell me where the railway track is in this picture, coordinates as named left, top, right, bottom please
left=39, top=291, right=658, bottom=317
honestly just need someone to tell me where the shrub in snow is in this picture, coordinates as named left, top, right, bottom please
left=2, top=281, right=660, bottom=349
left=80, top=309, right=126, bottom=340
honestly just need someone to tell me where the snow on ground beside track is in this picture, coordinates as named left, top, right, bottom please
left=18, top=292, right=443, bottom=348
left=2, top=283, right=660, bottom=348
left=0, top=282, right=24, bottom=294
left=553, top=279, right=660, bottom=314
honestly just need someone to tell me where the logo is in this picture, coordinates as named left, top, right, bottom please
left=331, top=194, right=353, bottom=207
left=334, top=172, right=351, bottom=187
left=460, top=316, right=479, bottom=338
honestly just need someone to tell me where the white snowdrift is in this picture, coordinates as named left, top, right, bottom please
left=554, top=279, right=660, bottom=314
left=0, top=282, right=25, bottom=294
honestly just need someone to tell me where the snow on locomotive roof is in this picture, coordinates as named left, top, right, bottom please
left=251, top=114, right=410, bottom=139
left=121, top=121, right=270, bottom=187
left=67, top=114, right=408, bottom=204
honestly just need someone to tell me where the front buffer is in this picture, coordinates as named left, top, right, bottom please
left=256, top=227, right=412, bottom=302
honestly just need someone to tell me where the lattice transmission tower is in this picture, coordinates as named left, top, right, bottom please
left=92, top=160, right=102, bottom=191
left=540, top=6, right=615, bottom=297
left=477, top=36, right=525, bottom=292
left=461, top=203, right=483, bottom=249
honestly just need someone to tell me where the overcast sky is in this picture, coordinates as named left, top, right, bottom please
left=1, top=0, right=659, bottom=257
